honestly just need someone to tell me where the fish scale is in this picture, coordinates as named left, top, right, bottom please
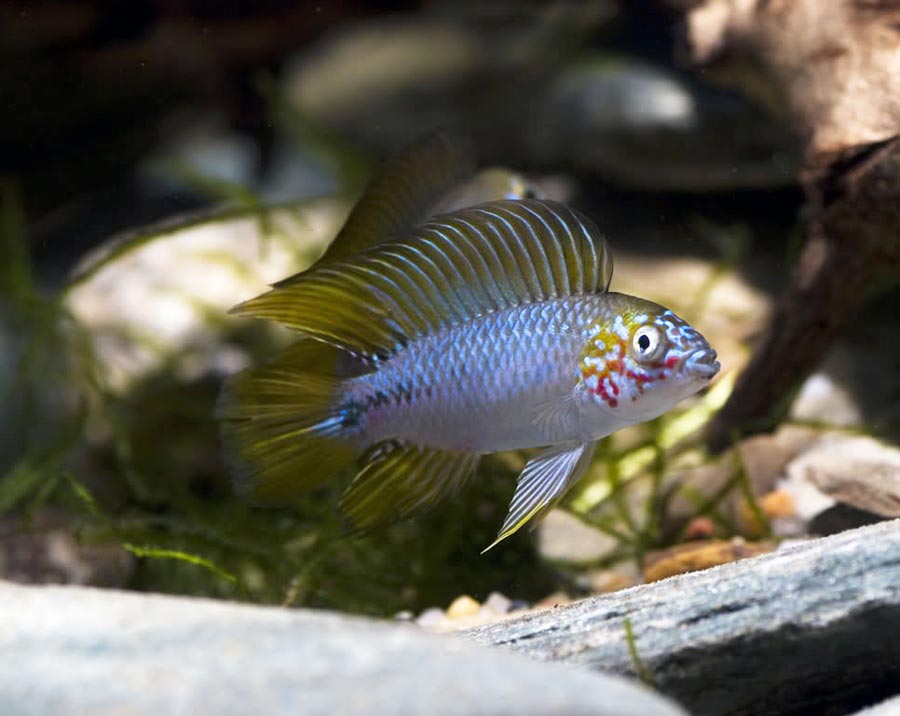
left=351, top=297, right=605, bottom=452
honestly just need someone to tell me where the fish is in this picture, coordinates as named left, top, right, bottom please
left=217, top=138, right=719, bottom=551
left=307, top=130, right=541, bottom=269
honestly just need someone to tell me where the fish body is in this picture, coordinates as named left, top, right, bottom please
left=351, top=298, right=591, bottom=453
left=345, top=294, right=714, bottom=454
left=217, top=136, right=718, bottom=548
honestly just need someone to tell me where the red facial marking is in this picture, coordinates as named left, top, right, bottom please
left=582, top=330, right=679, bottom=406
left=595, top=380, right=617, bottom=408
left=580, top=336, right=626, bottom=409
left=626, top=369, right=657, bottom=394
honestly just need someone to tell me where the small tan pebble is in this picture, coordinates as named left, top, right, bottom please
left=739, top=489, right=797, bottom=536
left=577, top=569, right=633, bottom=594
left=481, top=591, right=512, bottom=615
left=416, top=607, right=448, bottom=629
left=760, top=489, right=796, bottom=519
left=393, top=610, right=414, bottom=622
left=736, top=432, right=804, bottom=495
left=446, top=594, right=481, bottom=619
left=594, top=570, right=633, bottom=594
left=532, top=591, right=572, bottom=610
left=643, top=538, right=775, bottom=583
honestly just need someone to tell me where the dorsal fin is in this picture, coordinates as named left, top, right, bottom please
left=276, top=131, right=476, bottom=285
left=232, top=199, right=613, bottom=361
left=432, top=167, right=538, bottom=214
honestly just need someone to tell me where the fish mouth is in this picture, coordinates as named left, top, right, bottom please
left=685, top=348, right=720, bottom=379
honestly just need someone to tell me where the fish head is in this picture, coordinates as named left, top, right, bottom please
left=579, top=294, right=720, bottom=422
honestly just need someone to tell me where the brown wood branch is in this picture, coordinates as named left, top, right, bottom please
left=708, top=137, right=900, bottom=449
left=684, top=0, right=900, bottom=155
left=674, top=0, right=900, bottom=450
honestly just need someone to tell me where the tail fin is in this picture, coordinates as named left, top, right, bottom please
left=216, top=341, right=362, bottom=501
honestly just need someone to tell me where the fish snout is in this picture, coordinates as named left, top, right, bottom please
left=685, top=348, right=720, bottom=379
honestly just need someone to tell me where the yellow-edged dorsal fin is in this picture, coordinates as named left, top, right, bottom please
left=276, top=131, right=476, bottom=284
left=340, top=442, right=481, bottom=530
left=232, top=199, right=613, bottom=362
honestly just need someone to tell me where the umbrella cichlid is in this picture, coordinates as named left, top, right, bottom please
left=217, top=134, right=719, bottom=550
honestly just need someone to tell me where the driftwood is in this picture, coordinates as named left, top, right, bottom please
left=466, top=520, right=900, bottom=716
left=671, top=1, right=900, bottom=450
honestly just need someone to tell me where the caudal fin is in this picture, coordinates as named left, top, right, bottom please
left=216, top=341, right=362, bottom=501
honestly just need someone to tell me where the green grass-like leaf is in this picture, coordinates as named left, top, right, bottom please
left=121, top=543, right=245, bottom=591
left=624, top=615, right=655, bottom=687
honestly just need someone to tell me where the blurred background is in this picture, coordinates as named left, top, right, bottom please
left=1, top=0, right=897, bottom=624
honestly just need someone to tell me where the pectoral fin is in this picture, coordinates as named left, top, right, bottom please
left=484, top=442, right=596, bottom=552
left=531, top=391, right=579, bottom=442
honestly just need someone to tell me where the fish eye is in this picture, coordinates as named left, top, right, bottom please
left=632, top=325, right=665, bottom=363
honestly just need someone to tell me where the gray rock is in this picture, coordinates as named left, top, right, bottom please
left=467, top=520, right=900, bottom=716
left=526, top=55, right=800, bottom=191
left=850, top=695, right=900, bottom=715
left=0, top=581, right=687, bottom=716
left=781, top=434, right=900, bottom=520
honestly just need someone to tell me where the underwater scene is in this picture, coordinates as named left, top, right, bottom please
left=1, top=2, right=899, bottom=715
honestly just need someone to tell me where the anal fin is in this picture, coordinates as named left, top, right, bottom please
left=340, top=442, right=481, bottom=531
left=484, top=442, right=596, bottom=552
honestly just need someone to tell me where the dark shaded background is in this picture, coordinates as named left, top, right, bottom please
left=2, top=0, right=803, bottom=284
